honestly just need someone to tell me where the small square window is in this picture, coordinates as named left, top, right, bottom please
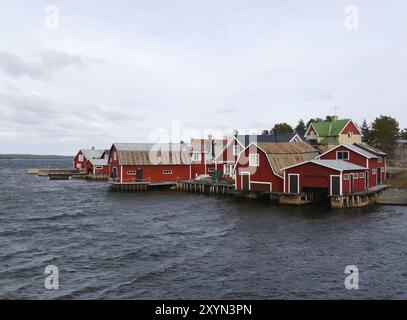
left=163, top=170, right=173, bottom=175
left=249, top=154, right=259, bottom=166
left=337, top=151, right=349, bottom=160
left=359, top=173, right=364, bottom=178
left=378, top=157, right=382, bottom=163
left=372, top=169, right=376, bottom=174
left=348, top=131, right=353, bottom=138
left=353, top=173, right=358, bottom=179
left=344, top=174, right=349, bottom=180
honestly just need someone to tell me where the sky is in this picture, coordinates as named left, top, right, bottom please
left=0, top=0, right=406, bottom=155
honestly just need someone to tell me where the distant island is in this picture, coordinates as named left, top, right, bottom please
left=0, top=154, right=72, bottom=160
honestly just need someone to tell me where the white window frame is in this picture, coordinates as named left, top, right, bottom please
left=207, top=167, right=214, bottom=173
left=78, top=154, right=84, bottom=162
left=127, top=170, right=136, bottom=175
left=248, top=153, right=259, bottom=167
left=344, top=174, right=350, bottom=180
left=348, top=131, right=353, bottom=138
left=359, top=172, right=365, bottom=178
left=240, top=171, right=251, bottom=190
left=330, top=175, right=342, bottom=196
left=378, top=156, right=382, bottom=163
left=163, top=170, right=173, bottom=175
left=353, top=173, right=358, bottom=180
left=113, top=152, right=117, bottom=161
left=372, top=169, right=376, bottom=175
left=288, top=173, right=300, bottom=194
left=336, top=151, right=349, bottom=160
left=192, top=153, right=201, bottom=162
left=95, top=166, right=103, bottom=170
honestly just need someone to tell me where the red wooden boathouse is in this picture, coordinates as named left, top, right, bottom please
left=108, top=143, right=192, bottom=184
left=317, top=143, right=386, bottom=188
left=282, top=160, right=368, bottom=196
left=234, top=142, right=318, bottom=192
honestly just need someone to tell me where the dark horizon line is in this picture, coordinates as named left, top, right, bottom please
left=0, top=154, right=73, bottom=159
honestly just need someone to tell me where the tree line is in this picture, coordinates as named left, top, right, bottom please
left=262, top=115, right=406, bottom=154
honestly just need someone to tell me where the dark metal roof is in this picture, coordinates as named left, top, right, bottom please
left=354, top=142, right=387, bottom=156
left=236, top=133, right=301, bottom=147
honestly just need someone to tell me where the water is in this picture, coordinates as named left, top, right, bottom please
left=0, top=159, right=406, bottom=299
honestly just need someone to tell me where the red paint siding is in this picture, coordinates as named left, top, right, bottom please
left=284, top=162, right=339, bottom=192
left=320, top=145, right=386, bottom=187
left=341, top=121, right=361, bottom=136
left=320, top=146, right=366, bottom=167
left=107, top=145, right=191, bottom=183
left=120, top=165, right=191, bottom=183
left=284, top=162, right=366, bottom=195
left=73, top=151, right=86, bottom=169
left=235, top=145, right=283, bottom=192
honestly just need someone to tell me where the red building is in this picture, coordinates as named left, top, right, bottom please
left=282, top=160, right=368, bottom=196
left=234, top=142, right=319, bottom=192
left=108, top=143, right=192, bottom=183
left=317, top=144, right=386, bottom=188
left=214, top=133, right=304, bottom=178
left=73, top=148, right=109, bottom=173
left=214, top=136, right=244, bottom=178
left=190, top=136, right=227, bottom=178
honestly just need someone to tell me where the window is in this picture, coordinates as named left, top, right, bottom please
left=127, top=170, right=136, bottom=175
left=224, top=164, right=233, bottom=176
left=113, top=152, right=117, bottom=161
left=95, top=166, right=103, bottom=169
left=337, top=151, right=349, bottom=160
left=348, top=131, right=353, bottom=138
left=78, top=154, right=84, bottom=162
left=249, top=154, right=259, bottom=166
left=359, top=173, right=365, bottom=178
left=372, top=169, right=376, bottom=175
left=378, top=157, right=382, bottom=163
left=192, top=153, right=201, bottom=162
left=344, top=174, right=349, bottom=180
left=207, top=167, right=214, bottom=173
left=163, top=170, right=172, bottom=175
left=353, top=173, right=358, bottom=179
left=233, top=145, right=240, bottom=156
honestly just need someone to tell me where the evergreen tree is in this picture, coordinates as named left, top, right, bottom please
left=369, top=115, right=399, bottom=154
left=295, top=119, right=307, bottom=136
left=361, top=119, right=370, bottom=142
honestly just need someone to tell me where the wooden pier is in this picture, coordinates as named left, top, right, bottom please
left=330, top=185, right=390, bottom=208
left=176, top=180, right=234, bottom=195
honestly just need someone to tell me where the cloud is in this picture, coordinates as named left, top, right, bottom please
left=0, top=50, right=103, bottom=80
left=0, top=52, right=46, bottom=79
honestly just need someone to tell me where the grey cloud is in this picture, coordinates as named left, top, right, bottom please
left=0, top=52, right=47, bottom=79
left=0, top=50, right=103, bottom=80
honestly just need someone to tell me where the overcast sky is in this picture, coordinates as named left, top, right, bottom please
left=0, top=0, right=406, bottom=155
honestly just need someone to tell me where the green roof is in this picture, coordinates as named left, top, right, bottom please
left=319, top=136, right=339, bottom=145
left=311, top=119, right=350, bottom=137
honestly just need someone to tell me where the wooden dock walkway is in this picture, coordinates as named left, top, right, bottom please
left=176, top=180, right=234, bottom=195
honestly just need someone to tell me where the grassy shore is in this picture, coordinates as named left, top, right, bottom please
left=387, top=167, right=407, bottom=189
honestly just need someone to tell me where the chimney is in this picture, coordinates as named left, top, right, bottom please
left=208, top=134, right=213, bottom=157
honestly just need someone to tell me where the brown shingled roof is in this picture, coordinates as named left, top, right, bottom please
left=256, top=142, right=319, bottom=176
left=118, top=149, right=192, bottom=165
